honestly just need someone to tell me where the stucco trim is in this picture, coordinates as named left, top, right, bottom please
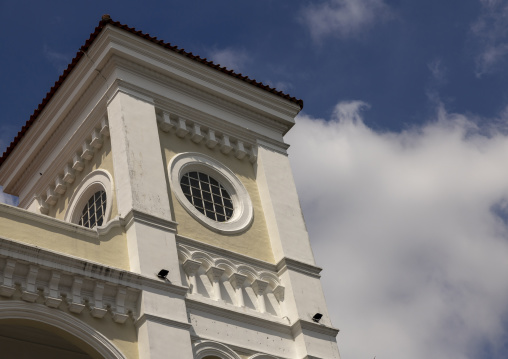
left=0, top=301, right=127, bottom=359
left=168, top=152, right=253, bottom=234
left=193, top=340, right=242, bottom=359
left=65, top=169, right=114, bottom=226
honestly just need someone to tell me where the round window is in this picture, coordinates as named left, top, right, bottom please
left=78, top=190, right=107, bottom=228
left=169, top=152, right=253, bottom=234
left=180, top=171, right=233, bottom=222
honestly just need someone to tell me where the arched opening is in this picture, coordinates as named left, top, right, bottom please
left=0, top=302, right=126, bottom=359
left=0, top=319, right=100, bottom=358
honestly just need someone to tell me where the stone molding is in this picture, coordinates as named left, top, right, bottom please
left=158, top=111, right=258, bottom=164
left=0, top=253, right=138, bottom=324
left=34, top=117, right=110, bottom=214
left=193, top=340, right=242, bottom=359
left=135, top=312, right=192, bottom=330
left=291, top=319, right=340, bottom=337
left=0, top=301, right=127, bottom=359
left=64, top=169, right=114, bottom=225
left=123, top=208, right=178, bottom=233
left=177, top=235, right=277, bottom=272
left=276, top=257, right=323, bottom=279
left=0, top=236, right=188, bottom=297
left=168, top=152, right=254, bottom=234
left=179, top=243, right=285, bottom=319
left=193, top=339, right=287, bottom=359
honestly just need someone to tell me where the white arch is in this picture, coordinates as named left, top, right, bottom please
left=248, top=354, right=280, bottom=359
left=193, top=340, right=241, bottom=359
left=65, top=169, right=114, bottom=225
left=0, top=301, right=126, bottom=359
left=191, top=251, right=215, bottom=269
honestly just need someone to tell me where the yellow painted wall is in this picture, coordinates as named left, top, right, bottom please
left=50, top=139, right=119, bottom=221
left=0, top=295, right=138, bottom=359
left=0, top=206, right=129, bottom=270
left=160, top=132, right=275, bottom=264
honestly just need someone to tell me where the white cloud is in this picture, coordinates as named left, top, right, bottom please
left=299, top=0, right=393, bottom=40
left=471, top=0, right=508, bottom=77
left=286, top=100, right=508, bottom=359
left=208, top=47, right=250, bottom=72
left=0, top=186, right=18, bottom=206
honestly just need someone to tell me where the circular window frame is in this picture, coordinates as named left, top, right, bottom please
left=168, top=152, right=253, bottom=234
left=65, top=169, right=114, bottom=228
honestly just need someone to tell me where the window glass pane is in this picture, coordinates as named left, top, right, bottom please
left=181, top=184, right=191, bottom=195
left=179, top=171, right=233, bottom=222
left=79, top=190, right=106, bottom=229
left=202, top=191, right=212, bottom=201
left=205, top=210, right=215, bottom=220
left=200, top=182, right=211, bottom=193
left=193, top=198, right=203, bottom=208
left=223, top=198, right=233, bottom=209
left=204, top=200, right=214, bottom=211
left=191, top=187, right=201, bottom=197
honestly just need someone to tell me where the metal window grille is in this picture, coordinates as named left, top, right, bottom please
left=180, top=171, right=233, bottom=222
left=78, top=190, right=107, bottom=228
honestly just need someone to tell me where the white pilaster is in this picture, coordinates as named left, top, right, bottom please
left=256, top=144, right=340, bottom=358
left=107, top=89, right=194, bottom=358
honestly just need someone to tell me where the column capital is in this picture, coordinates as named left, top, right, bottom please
left=183, top=259, right=201, bottom=276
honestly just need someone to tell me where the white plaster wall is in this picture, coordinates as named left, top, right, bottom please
left=107, top=90, right=172, bottom=220
left=255, top=145, right=316, bottom=265
left=188, top=308, right=296, bottom=358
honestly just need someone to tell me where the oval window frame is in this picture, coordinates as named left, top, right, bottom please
left=168, top=152, right=253, bottom=234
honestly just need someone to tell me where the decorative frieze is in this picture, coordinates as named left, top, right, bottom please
left=157, top=110, right=257, bottom=164
left=36, top=116, right=110, bottom=215
left=178, top=244, right=285, bottom=318
left=0, top=255, right=138, bottom=325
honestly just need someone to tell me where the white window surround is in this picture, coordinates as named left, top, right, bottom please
left=65, top=169, right=113, bottom=227
left=168, top=152, right=253, bottom=234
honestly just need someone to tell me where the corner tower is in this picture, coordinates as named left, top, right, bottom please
left=0, top=16, right=340, bottom=359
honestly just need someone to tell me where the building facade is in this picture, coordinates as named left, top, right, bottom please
left=0, top=16, right=341, bottom=359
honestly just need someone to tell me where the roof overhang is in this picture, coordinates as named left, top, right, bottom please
left=0, top=18, right=302, bottom=196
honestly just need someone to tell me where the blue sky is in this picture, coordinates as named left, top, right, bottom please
left=3, top=1, right=508, bottom=358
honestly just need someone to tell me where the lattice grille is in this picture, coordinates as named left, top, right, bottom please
left=78, top=190, right=107, bottom=228
left=180, top=171, right=233, bottom=222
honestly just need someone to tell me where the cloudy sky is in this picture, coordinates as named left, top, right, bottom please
left=2, top=1, right=508, bottom=358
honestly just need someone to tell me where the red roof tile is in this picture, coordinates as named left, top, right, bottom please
left=0, top=15, right=303, bottom=168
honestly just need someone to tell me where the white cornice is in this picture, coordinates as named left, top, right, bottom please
left=1, top=25, right=297, bottom=197
left=186, top=297, right=291, bottom=334
left=291, top=319, right=340, bottom=337
left=0, top=233, right=188, bottom=296
left=135, top=313, right=192, bottom=330
left=123, top=209, right=178, bottom=233
left=100, top=26, right=301, bottom=123
left=103, top=62, right=291, bottom=150
left=276, top=257, right=322, bottom=279
left=105, top=56, right=291, bottom=137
